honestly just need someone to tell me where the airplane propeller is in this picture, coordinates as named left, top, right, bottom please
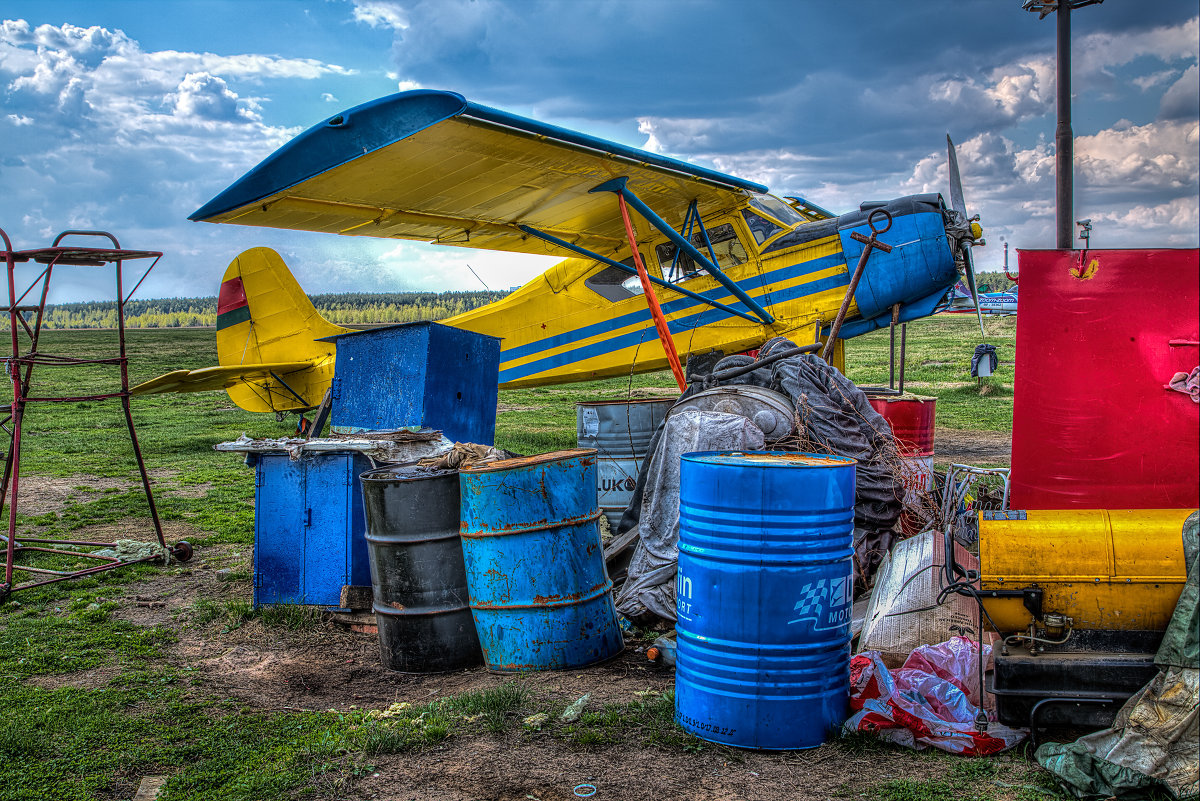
left=946, top=135, right=986, bottom=337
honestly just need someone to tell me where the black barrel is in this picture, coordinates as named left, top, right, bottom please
left=360, top=466, right=482, bottom=672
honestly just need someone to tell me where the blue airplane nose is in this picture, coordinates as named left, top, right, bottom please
left=829, top=194, right=960, bottom=339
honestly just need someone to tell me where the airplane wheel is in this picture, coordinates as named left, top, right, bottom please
left=171, top=541, right=194, bottom=563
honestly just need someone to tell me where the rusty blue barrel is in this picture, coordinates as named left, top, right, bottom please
left=360, top=466, right=482, bottom=673
left=459, top=449, right=624, bottom=672
left=675, top=451, right=856, bottom=750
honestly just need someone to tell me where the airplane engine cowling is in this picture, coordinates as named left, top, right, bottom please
left=835, top=194, right=959, bottom=322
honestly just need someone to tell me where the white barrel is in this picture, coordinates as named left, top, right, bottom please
left=576, top=398, right=675, bottom=529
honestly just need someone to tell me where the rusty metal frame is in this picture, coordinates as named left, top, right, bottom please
left=0, top=228, right=191, bottom=600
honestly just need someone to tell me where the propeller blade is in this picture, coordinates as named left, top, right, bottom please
left=947, top=134, right=967, bottom=216
left=947, top=135, right=984, bottom=336
left=964, top=248, right=986, bottom=337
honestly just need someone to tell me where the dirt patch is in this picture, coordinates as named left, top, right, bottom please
left=168, top=482, right=213, bottom=499
left=934, top=428, right=1011, bottom=466
left=343, top=736, right=1022, bottom=801
left=105, top=551, right=670, bottom=713
left=61, top=519, right=207, bottom=548
left=13, top=475, right=139, bottom=517
left=496, top=403, right=547, bottom=413
left=15, top=470, right=191, bottom=517
left=25, top=664, right=123, bottom=691
left=173, top=624, right=671, bottom=713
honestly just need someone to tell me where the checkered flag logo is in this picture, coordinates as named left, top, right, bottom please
left=787, top=576, right=853, bottom=631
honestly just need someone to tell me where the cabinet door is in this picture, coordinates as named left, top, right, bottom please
left=254, top=455, right=306, bottom=606
left=302, top=453, right=354, bottom=606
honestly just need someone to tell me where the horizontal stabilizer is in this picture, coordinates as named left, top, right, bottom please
left=131, top=362, right=313, bottom=396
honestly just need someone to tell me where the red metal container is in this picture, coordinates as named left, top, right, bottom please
left=1010, top=249, right=1199, bottom=510
left=868, top=395, right=936, bottom=457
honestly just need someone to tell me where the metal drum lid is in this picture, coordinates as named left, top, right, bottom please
left=667, top=386, right=796, bottom=442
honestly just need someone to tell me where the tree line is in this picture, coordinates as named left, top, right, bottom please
left=40, top=290, right=510, bottom=329
left=973, top=271, right=1017, bottom=293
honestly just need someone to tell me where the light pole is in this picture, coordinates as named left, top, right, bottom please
left=1022, top=0, right=1104, bottom=249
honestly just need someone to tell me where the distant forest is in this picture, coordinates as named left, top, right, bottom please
left=42, top=290, right=510, bottom=329
left=974, top=271, right=1018, bottom=293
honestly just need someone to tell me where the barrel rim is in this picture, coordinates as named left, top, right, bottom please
left=864, top=392, right=938, bottom=403
left=460, top=447, right=597, bottom=473
left=575, top=396, right=679, bottom=409
left=360, top=465, right=458, bottom=483
left=681, top=450, right=857, bottom=468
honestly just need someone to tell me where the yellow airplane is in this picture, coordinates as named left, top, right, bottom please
left=134, top=90, right=983, bottom=412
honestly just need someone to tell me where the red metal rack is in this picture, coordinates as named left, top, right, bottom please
left=0, top=229, right=192, bottom=600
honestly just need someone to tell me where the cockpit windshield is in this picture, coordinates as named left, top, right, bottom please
left=748, top=194, right=805, bottom=227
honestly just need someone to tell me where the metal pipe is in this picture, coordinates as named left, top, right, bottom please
left=615, top=195, right=687, bottom=392
left=821, top=209, right=893, bottom=362
left=706, top=344, right=821, bottom=384
left=1056, top=2, right=1073, bottom=249
left=591, top=178, right=775, bottom=324
left=517, top=225, right=762, bottom=323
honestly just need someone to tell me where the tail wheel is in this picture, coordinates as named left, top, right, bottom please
left=171, top=541, right=194, bottom=562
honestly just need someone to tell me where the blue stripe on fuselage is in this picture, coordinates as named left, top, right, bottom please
left=499, top=268, right=849, bottom=383
left=500, top=252, right=846, bottom=367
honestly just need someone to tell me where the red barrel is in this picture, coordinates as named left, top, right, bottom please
left=868, top=395, right=935, bottom=457
left=868, top=395, right=936, bottom=535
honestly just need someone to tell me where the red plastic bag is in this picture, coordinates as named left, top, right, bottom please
left=845, top=636, right=1026, bottom=755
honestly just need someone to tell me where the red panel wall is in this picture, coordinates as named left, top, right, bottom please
left=1010, top=249, right=1199, bottom=510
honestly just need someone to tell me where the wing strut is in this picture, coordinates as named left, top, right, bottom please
left=615, top=195, right=687, bottom=392
left=516, top=226, right=763, bottom=324
left=590, top=178, right=774, bottom=325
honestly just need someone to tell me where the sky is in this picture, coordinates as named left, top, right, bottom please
left=1, top=0, right=1197, bottom=303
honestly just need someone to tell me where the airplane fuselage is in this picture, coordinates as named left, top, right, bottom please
left=447, top=193, right=959, bottom=388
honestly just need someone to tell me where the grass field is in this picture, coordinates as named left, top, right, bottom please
left=0, top=317, right=1075, bottom=801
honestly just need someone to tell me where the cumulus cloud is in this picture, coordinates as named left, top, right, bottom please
left=352, top=1, right=410, bottom=30
left=0, top=18, right=361, bottom=299
left=168, top=72, right=258, bottom=122
left=1159, top=64, right=1199, bottom=120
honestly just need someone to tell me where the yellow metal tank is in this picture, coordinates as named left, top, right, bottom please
left=979, top=509, right=1193, bottom=633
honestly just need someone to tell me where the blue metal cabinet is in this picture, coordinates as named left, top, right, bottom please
left=325, top=322, right=501, bottom=444
left=250, top=451, right=373, bottom=608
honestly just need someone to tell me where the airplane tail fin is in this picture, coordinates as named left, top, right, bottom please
left=215, top=247, right=352, bottom=413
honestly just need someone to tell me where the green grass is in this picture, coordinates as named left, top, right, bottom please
left=494, top=314, right=1017, bottom=454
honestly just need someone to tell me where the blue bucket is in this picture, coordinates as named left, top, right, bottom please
left=459, top=449, right=624, bottom=671
left=675, top=451, right=856, bottom=750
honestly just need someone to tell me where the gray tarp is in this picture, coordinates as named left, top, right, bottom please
left=613, top=410, right=765, bottom=621
left=770, top=352, right=902, bottom=531
left=1036, top=512, right=1199, bottom=800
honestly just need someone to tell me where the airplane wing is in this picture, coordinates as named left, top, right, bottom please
left=190, top=90, right=767, bottom=258
left=130, top=362, right=313, bottom=395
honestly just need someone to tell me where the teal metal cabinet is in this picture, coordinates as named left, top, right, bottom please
left=250, top=451, right=373, bottom=608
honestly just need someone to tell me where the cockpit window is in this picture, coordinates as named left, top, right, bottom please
left=749, top=194, right=805, bottom=226
left=742, top=209, right=783, bottom=245
left=583, top=257, right=646, bottom=302
left=655, top=222, right=747, bottom=284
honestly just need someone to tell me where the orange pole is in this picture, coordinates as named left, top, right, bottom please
left=617, top=195, right=687, bottom=392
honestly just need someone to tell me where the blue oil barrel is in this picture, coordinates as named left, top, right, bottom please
left=459, top=449, right=625, bottom=672
left=675, top=451, right=856, bottom=750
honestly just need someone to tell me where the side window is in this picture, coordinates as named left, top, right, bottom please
left=742, top=209, right=782, bottom=245
left=583, top=257, right=646, bottom=302
left=655, top=222, right=747, bottom=284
